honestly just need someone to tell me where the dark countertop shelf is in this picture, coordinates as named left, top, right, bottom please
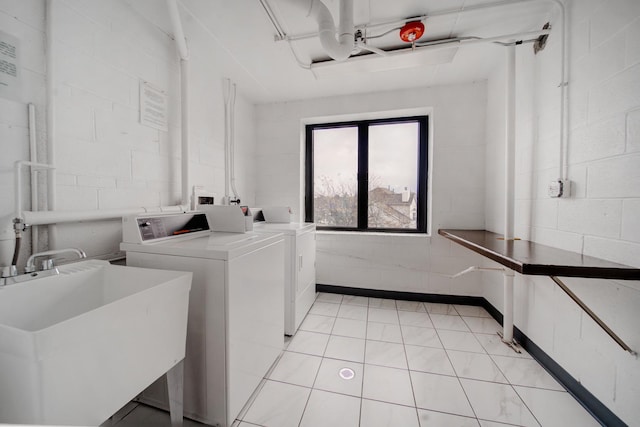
left=438, top=229, right=640, bottom=280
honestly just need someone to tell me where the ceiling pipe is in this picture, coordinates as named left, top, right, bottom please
left=291, top=0, right=354, bottom=61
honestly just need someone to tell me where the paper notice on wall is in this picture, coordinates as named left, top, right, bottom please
left=0, top=30, right=21, bottom=102
left=139, top=81, right=168, bottom=131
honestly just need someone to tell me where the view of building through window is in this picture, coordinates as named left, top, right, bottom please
left=311, top=120, right=421, bottom=230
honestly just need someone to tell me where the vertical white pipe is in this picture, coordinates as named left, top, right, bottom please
left=28, top=104, right=39, bottom=254
left=180, top=59, right=190, bottom=206
left=505, top=44, right=516, bottom=239
left=223, top=79, right=231, bottom=204
left=503, top=43, right=517, bottom=344
left=229, top=83, right=240, bottom=201
left=166, top=0, right=190, bottom=207
left=503, top=270, right=515, bottom=342
left=45, top=0, right=58, bottom=249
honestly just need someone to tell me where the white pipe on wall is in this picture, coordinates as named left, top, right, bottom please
left=229, top=82, right=240, bottom=201
left=22, top=205, right=187, bottom=226
left=28, top=104, right=39, bottom=253
left=502, top=43, right=517, bottom=344
left=547, top=0, right=569, bottom=182
left=45, top=0, right=58, bottom=248
left=180, top=59, right=190, bottom=206
left=223, top=80, right=231, bottom=204
left=167, top=0, right=191, bottom=206
left=15, top=161, right=56, bottom=222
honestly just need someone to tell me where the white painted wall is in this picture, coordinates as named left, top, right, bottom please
left=0, top=0, right=256, bottom=265
left=255, top=82, right=487, bottom=295
left=483, top=1, right=640, bottom=424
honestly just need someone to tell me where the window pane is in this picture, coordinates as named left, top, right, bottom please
left=313, top=127, right=358, bottom=227
left=368, top=122, right=419, bottom=229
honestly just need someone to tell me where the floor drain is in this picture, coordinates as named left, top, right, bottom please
left=339, top=367, right=355, bottom=380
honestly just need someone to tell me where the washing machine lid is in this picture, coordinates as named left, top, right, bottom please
left=121, top=212, right=283, bottom=260
left=121, top=231, right=283, bottom=260
left=253, top=222, right=316, bottom=236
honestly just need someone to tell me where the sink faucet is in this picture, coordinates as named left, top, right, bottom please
left=25, top=248, right=87, bottom=273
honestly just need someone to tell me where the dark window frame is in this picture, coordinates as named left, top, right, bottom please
left=305, top=115, right=429, bottom=233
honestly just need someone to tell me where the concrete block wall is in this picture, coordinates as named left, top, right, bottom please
left=0, top=0, right=257, bottom=263
left=255, top=82, right=487, bottom=295
left=483, top=0, right=640, bottom=423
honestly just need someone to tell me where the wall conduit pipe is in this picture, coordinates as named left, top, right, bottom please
left=502, top=43, right=517, bottom=345
left=166, top=0, right=191, bottom=207
left=21, top=205, right=187, bottom=226
left=28, top=104, right=39, bottom=254
left=45, top=0, right=58, bottom=249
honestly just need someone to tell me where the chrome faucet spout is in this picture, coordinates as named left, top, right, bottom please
left=25, top=248, right=87, bottom=273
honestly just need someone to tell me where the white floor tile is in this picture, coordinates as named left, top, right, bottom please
left=242, top=380, right=310, bottom=427
left=309, top=301, right=340, bottom=317
left=405, top=344, right=456, bottom=376
left=369, top=298, right=397, bottom=310
left=454, top=305, right=492, bottom=318
left=473, top=333, right=530, bottom=359
left=491, top=356, right=564, bottom=391
left=287, top=330, right=330, bottom=356
left=338, top=304, right=369, bottom=321
left=299, top=314, right=336, bottom=334
left=313, top=358, right=364, bottom=397
left=437, top=330, right=486, bottom=353
left=447, top=350, right=508, bottom=383
left=363, top=364, right=415, bottom=407
left=424, top=303, right=458, bottom=315
left=332, top=317, right=367, bottom=339
left=477, top=420, right=520, bottom=427
left=112, top=404, right=206, bottom=427
left=299, top=389, right=360, bottom=427
left=368, top=307, right=400, bottom=324
left=342, top=295, right=369, bottom=306
left=514, top=386, right=600, bottom=427
left=367, top=321, right=404, bottom=343
left=410, top=371, right=475, bottom=418
left=360, top=399, right=420, bottom=427
left=268, top=351, right=322, bottom=387
left=401, top=325, right=442, bottom=348
left=396, top=300, right=427, bottom=312
left=316, top=292, right=343, bottom=304
left=460, top=378, right=539, bottom=427
left=398, top=311, right=433, bottom=328
left=365, top=340, right=408, bottom=369
left=462, top=316, right=502, bottom=334
left=430, top=314, right=471, bottom=332
left=324, top=335, right=366, bottom=363
left=417, top=409, right=480, bottom=426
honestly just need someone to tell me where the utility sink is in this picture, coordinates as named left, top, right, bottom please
left=0, top=260, right=192, bottom=426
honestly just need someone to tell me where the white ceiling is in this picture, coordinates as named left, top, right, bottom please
left=129, top=0, right=556, bottom=104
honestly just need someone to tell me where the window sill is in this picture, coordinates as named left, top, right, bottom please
left=316, top=230, right=430, bottom=238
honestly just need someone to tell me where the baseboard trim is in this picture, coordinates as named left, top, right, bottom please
left=315, top=284, right=624, bottom=427
left=315, top=284, right=485, bottom=306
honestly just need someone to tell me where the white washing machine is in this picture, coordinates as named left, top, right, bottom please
left=120, top=212, right=284, bottom=427
left=253, top=222, right=316, bottom=336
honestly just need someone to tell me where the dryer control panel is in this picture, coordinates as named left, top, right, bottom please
left=122, top=213, right=210, bottom=243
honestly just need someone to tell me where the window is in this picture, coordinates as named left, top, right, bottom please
left=305, top=116, right=428, bottom=233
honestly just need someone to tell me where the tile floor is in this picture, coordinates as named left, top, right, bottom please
left=112, top=293, right=602, bottom=427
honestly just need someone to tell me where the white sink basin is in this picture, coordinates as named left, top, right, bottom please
left=0, top=260, right=192, bottom=426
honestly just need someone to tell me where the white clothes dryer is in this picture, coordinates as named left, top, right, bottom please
left=120, top=212, right=284, bottom=427
left=253, top=222, right=316, bottom=336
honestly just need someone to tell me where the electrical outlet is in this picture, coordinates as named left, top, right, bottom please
left=548, top=180, right=571, bottom=198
